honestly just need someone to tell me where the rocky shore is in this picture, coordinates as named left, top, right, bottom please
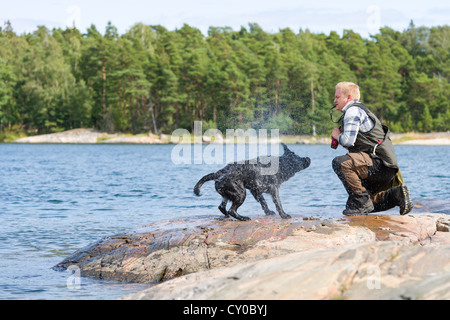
left=10, top=128, right=450, bottom=145
left=11, top=128, right=167, bottom=144
left=53, top=212, right=450, bottom=300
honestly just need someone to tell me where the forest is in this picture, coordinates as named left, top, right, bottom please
left=0, top=20, right=449, bottom=138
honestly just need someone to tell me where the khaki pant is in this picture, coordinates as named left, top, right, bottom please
left=332, top=152, right=399, bottom=210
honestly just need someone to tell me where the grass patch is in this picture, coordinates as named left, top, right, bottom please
left=0, top=127, right=28, bottom=142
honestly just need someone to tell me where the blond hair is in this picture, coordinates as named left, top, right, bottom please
left=336, top=82, right=361, bottom=100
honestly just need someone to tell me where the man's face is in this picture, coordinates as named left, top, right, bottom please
left=334, top=88, right=350, bottom=112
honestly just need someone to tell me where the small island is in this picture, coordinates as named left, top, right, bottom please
left=53, top=212, right=450, bottom=300
left=8, top=128, right=450, bottom=146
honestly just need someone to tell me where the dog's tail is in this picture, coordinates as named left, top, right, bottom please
left=194, top=173, right=218, bottom=196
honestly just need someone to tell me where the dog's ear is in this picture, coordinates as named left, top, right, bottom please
left=281, top=143, right=291, bottom=154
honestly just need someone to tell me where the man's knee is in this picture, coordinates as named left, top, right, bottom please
left=332, top=155, right=349, bottom=174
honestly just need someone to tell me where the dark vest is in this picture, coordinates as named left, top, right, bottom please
left=340, top=102, right=399, bottom=170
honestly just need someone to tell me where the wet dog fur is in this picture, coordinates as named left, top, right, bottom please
left=193, top=143, right=311, bottom=221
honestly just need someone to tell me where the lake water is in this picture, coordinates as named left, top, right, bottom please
left=0, top=143, right=449, bottom=300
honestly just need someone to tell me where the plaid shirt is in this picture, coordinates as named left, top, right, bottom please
left=338, top=100, right=375, bottom=147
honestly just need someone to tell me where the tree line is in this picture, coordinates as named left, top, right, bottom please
left=0, top=20, right=449, bottom=137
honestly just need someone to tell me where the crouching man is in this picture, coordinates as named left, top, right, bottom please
left=331, top=82, right=413, bottom=216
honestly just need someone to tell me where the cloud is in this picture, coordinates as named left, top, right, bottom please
left=172, top=5, right=384, bottom=37
left=1, top=0, right=448, bottom=36
left=0, top=18, right=60, bottom=34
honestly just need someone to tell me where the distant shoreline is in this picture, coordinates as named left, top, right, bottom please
left=5, top=128, right=450, bottom=146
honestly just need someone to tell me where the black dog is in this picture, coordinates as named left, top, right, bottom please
left=193, top=143, right=311, bottom=221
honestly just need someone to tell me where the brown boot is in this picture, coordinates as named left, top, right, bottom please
left=373, top=185, right=413, bottom=215
left=343, top=191, right=375, bottom=216
left=343, top=201, right=375, bottom=216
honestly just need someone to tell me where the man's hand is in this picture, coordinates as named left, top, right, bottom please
left=331, top=127, right=341, bottom=141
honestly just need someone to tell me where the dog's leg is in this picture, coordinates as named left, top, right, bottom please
left=218, top=198, right=230, bottom=218
left=251, top=190, right=276, bottom=216
left=216, top=179, right=250, bottom=221
left=270, top=188, right=291, bottom=219
left=228, top=186, right=250, bottom=221
left=228, top=203, right=250, bottom=221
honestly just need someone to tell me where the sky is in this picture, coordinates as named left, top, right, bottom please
left=1, top=0, right=449, bottom=38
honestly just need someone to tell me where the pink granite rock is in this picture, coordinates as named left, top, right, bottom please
left=53, top=213, right=450, bottom=287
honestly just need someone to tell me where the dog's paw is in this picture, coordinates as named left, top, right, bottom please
left=265, top=210, right=277, bottom=216
left=216, top=215, right=232, bottom=221
left=281, top=214, right=292, bottom=219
